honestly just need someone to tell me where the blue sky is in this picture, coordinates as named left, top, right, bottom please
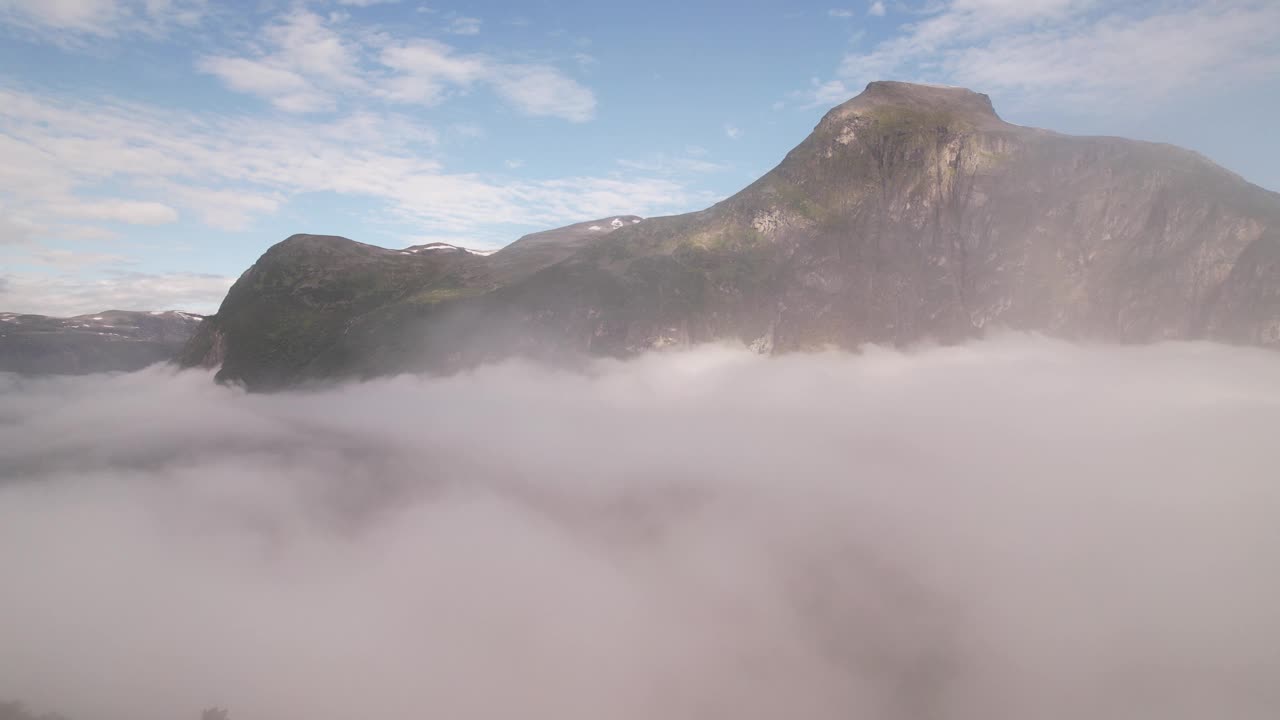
left=1, top=0, right=1278, bottom=315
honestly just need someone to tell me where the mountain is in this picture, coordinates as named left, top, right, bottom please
left=183, top=81, right=1280, bottom=390
left=0, top=310, right=202, bottom=375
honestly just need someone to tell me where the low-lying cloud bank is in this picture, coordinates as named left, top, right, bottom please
left=2, top=335, right=1279, bottom=720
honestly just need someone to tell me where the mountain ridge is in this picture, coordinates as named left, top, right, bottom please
left=0, top=310, right=203, bottom=375
left=180, top=81, right=1280, bottom=389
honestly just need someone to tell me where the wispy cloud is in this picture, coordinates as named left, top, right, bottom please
left=828, top=8, right=854, bottom=18
left=451, top=123, right=485, bottom=139
left=53, top=200, right=179, bottom=226
left=197, top=57, right=333, bottom=113
left=723, top=124, right=741, bottom=140
left=0, top=268, right=233, bottom=314
left=0, top=208, right=39, bottom=245
left=196, top=9, right=368, bottom=113
left=0, top=84, right=698, bottom=245
left=801, top=78, right=854, bottom=108
left=826, top=0, right=1280, bottom=110
left=447, top=15, right=481, bottom=35
left=198, top=10, right=595, bottom=122
left=0, top=0, right=206, bottom=43
left=375, top=39, right=490, bottom=104
left=616, top=152, right=728, bottom=176
left=868, top=1, right=886, bottom=17
left=486, top=64, right=596, bottom=122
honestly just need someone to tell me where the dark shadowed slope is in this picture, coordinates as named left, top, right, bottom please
left=177, top=217, right=644, bottom=388
left=183, top=82, right=1280, bottom=390
left=0, top=310, right=202, bottom=375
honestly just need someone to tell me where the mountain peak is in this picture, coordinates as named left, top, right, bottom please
left=181, top=86, right=1280, bottom=389
left=824, top=80, right=1004, bottom=127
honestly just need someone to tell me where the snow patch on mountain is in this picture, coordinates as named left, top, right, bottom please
left=402, top=242, right=497, bottom=256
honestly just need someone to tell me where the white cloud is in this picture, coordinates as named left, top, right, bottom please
left=868, top=0, right=886, bottom=16
left=199, top=11, right=596, bottom=122
left=261, top=8, right=364, bottom=87
left=55, top=225, right=122, bottom=241
left=488, top=64, right=596, bottom=122
left=617, top=152, right=728, bottom=175
left=197, top=9, right=365, bottom=113
left=448, top=15, right=480, bottom=35
left=0, top=269, right=232, bottom=314
left=2, top=337, right=1280, bottom=719
left=375, top=39, right=491, bottom=104
left=199, top=56, right=335, bottom=112
left=949, top=2, right=1280, bottom=103
left=18, top=248, right=130, bottom=267
left=493, top=175, right=704, bottom=231
left=828, top=8, right=854, bottom=18
left=723, top=124, right=741, bottom=140
left=0, top=85, right=699, bottom=244
left=0, top=0, right=205, bottom=40
left=139, top=0, right=204, bottom=25
left=336, top=0, right=401, bottom=5
left=147, top=184, right=282, bottom=231
left=0, top=210, right=120, bottom=245
left=0, top=212, right=38, bottom=245
left=377, top=40, right=595, bottom=121
left=829, top=0, right=1280, bottom=110
left=806, top=78, right=852, bottom=106
left=55, top=199, right=179, bottom=225
left=451, top=123, right=484, bottom=139
left=0, top=0, right=122, bottom=34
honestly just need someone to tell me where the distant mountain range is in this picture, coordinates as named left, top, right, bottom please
left=8, top=81, right=1280, bottom=383
left=0, top=310, right=201, bottom=375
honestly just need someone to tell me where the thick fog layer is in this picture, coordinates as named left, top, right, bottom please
left=2, top=335, right=1279, bottom=720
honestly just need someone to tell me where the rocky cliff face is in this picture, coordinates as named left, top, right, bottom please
left=0, top=310, right=202, bottom=375
left=184, top=82, right=1280, bottom=390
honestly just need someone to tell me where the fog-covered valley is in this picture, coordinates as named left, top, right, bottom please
left=2, top=335, right=1278, bottom=720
